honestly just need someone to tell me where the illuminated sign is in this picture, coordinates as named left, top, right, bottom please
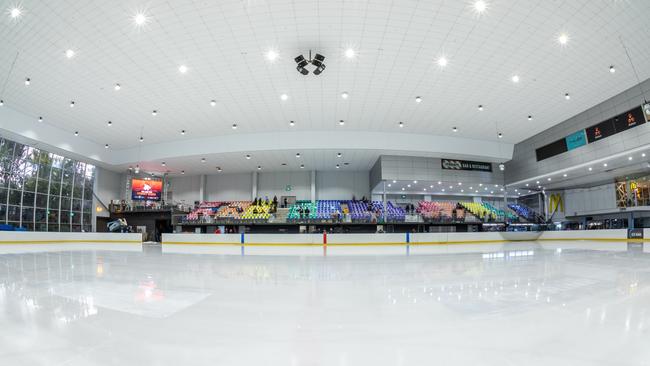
left=441, top=159, right=492, bottom=172
left=565, top=130, right=587, bottom=151
left=131, top=179, right=162, bottom=201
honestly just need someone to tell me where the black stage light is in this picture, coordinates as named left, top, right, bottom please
left=294, top=55, right=309, bottom=75
left=313, top=64, right=326, bottom=75
left=297, top=66, right=309, bottom=75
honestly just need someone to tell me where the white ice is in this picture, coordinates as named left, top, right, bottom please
left=0, top=241, right=649, bottom=365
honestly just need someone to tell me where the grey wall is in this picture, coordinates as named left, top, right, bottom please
left=506, top=79, right=650, bottom=184
left=377, top=155, right=505, bottom=187
left=206, top=173, right=253, bottom=201
left=316, top=171, right=369, bottom=200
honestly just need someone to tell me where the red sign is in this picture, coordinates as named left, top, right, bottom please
left=131, top=179, right=162, bottom=201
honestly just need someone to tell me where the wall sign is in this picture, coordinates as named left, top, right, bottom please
left=441, top=159, right=492, bottom=172
left=565, top=130, right=587, bottom=151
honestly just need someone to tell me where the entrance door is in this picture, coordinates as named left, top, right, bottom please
left=280, top=196, right=296, bottom=208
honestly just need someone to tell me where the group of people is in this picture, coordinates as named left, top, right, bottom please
left=251, top=196, right=278, bottom=213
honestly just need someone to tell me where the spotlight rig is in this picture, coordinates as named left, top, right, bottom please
left=294, top=50, right=326, bottom=76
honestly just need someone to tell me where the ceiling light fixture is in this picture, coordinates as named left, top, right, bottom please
left=38, top=116, right=42, bottom=122
left=497, top=132, right=503, bottom=138
left=139, top=136, right=144, bottom=142
left=9, top=7, right=22, bottom=18
left=0, top=100, right=3, bottom=106
left=265, top=49, right=279, bottom=62
left=65, top=49, right=75, bottom=59
left=336, top=164, right=340, bottom=169
left=181, top=170, right=185, bottom=175
left=232, top=123, right=237, bottom=129
left=511, top=75, right=520, bottom=83
left=161, top=162, right=166, bottom=166
left=107, top=121, right=112, bottom=126
left=399, top=121, right=404, bottom=128
left=344, top=48, right=355, bottom=58
left=437, top=56, right=448, bottom=68
left=300, top=164, right=305, bottom=169
left=564, top=93, right=570, bottom=100
left=105, top=144, right=109, bottom=149
left=289, top=120, right=295, bottom=127
left=294, top=54, right=309, bottom=75
left=339, top=120, right=345, bottom=126
left=210, top=100, right=217, bottom=106
left=134, top=12, right=148, bottom=26
left=473, top=0, right=487, bottom=13
left=452, top=126, right=458, bottom=132
left=74, top=131, right=79, bottom=136
left=180, top=129, right=186, bottom=135
left=311, top=53, right=326, bottom=75
left=245, top=154, right=251, bottom=159
left=341, top=91, right=349, bottom=99
left=609, top=65, right=616, bottom=73
left=69, top=101, right=75, bottom=108
left=24, top=78, right=30, bottom=86
left=528, top=115, right=532, bottom=121
left=152, top=110, right=157, bottom=116
left=558, top=33, right=569, bottom=45
left=478, top=104, right=483, bottom=111
left=178, top=65, right=188, bottom=74
left=415, top=96, right=422, bottom=103
left=603, top=163, right=608, bottom=167
left=217, top=167, right=222, bottom=172
left=201, top=158, right=206, bottom=163
left=114, top=83, right=121, bottom=91
left=280, top=93, right=288, bottom=101
left=337, top=153, right=342, bottom=158
left=296, top=153, right=301, bottom=158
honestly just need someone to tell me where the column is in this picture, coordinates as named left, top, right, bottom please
left=382, top=181, right=387, bottom=222
left=199, top=174, right=206, bottom=202
left=252, top=171, right=258, bottom=200
left=310, top=170, right=316, bottom=203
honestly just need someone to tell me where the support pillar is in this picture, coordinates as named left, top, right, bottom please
left=199, top=174, right=206, bottom=203
left=311, top=170, right=316, bottom=203
left=252, top=171, right=258, bottom=200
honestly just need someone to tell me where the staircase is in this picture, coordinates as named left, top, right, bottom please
left=271, top=208, right=290, bottom=223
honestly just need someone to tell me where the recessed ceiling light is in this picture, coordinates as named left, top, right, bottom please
left=210, top=100, right=216, bottom=106
left=430, top=185, right=434, bottom=188
left=558, top=33, right=569, bottom=45
left=300, top=164, right=305, bottom=169
left=413, top=180, right=418, bottom=184
left=336, top=164, right=340, bottom=169
left=9, top=7, right=22, bottom=18
left=280, top=93, right=288, bottom=101
left=437, top=56, right=448, bottom=67
left=245, top=154, right=251, bottom=159
left=341, top=91, right=349, bottom=99
left=180, top=129, right=186, bottom=135
left=178, top=65, right=188, bottom=74
left=402, top=187, right=405, bottom=191
left=563, top=173, right=567, bottom=177
left=217, top=167, right=222, bottom=172
left=511, top=75, right=520, bottom=83
left=398, top=121, right=404, bottom=128
left=152, top=110, right=157, bottom=116
left=181, top=170, right=185, bottom=175
left=38, top=116, right=42, bottom=122
left=528, top=115, right=532, bottom=121
left=201, top=158, right=206, bottom=163
left=449, top=185, right=453, bottom=189
left=139, top=136, right=144, bottom=142
left=337, top=152, right=342, bottom=158
left=609, top=65, right=616, bottom=73
left=525, top=183, right=529, bottom=186
left=415, top=96, right=422, bottom=103
left=458, top=182, right=462, bottom=186
left=296, top=153, right=301, bottom=158
left=478, top=104, right=483, bottom=111
left=628, top=156, right=633, bottom=161
left=265, top=49, right=279, bottom=62
left=564, top=93, right=570, bottom=100
left=452, top=126, right=458, bottom=132
left=107, top=121, right=112, bottom=126
left=438, top=181, right=442, bottom=185
left=134, top=12, right=148, bottom=26
left=497, top=132, right=503, bottom=138
left=535, top=181, right=538, bottom=184
left=24, top=78, right=30, bottom=86
left=232, top=123, right=237, bottom=129
left=547, top=177, right=552, bottom=181
left=289, top=120, right=295, bottom=127
left=74, top=131, right=79, bottom=136
left=0, top=100, right=3, bottom=106
left=442, top=189, right=445, bottom=192
left=473, top=0, right=487, bottom=13
left=588, top=167, right=592, bottom=171
left=69, top=101, right=75, bottom=108
left=65, top=49, right=75, bottom=59
left=161, top=162, right=166, bottom=166
left=104, top=144, right=109, bottom=149
left=344, top=48, right=355, bottom=58
left=643, top=153, right=647, bottom=157
left=339, top=119, right=345, bottom=126
left=423, top=188, right=427, bottom=191
left=114, top=83, right=121, bottom=91
left=603, top=163, right=608, bottom=167
left=387, top=184, right=392, bottom=187
left=407, top=184, right=411, bottom=188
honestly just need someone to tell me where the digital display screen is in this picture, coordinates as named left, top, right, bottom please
left=131, top=179, right=162, bottom=201
left=535, top=138, right=568, bottom=161
left=565, top=130, right=587, bottom=151
left=613, top=108, right=645, bottom=133
left=585, top=119, right=616, bottom=143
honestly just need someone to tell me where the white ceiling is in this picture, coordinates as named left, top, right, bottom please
left=1, top=0, right=650, bottom=173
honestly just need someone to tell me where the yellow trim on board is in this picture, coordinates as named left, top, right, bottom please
left=0, top=239, right=141, bottom=245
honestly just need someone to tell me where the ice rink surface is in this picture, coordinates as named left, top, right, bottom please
left=1, top=241, right=649, bottom=366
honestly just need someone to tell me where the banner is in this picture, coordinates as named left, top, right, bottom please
left=131, top=179, right=162, bottom=201
left=565, top=130, right=587, bottom=151
left=441, top=159, right=492, bottom=172
left=549, top=193, right=564, bottom=214
left=628, top=228, right=643, bottom=239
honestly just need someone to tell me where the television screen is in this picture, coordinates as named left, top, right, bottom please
left=131, top=179, right=162, bottom=201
